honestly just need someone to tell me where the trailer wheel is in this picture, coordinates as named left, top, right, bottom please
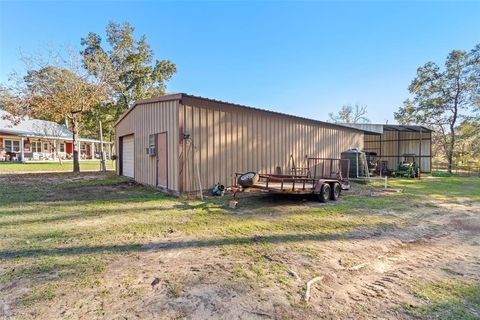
left=237, top=172, right=259, bottom=187
left=330, top=182, right=341, bottom=201
left=318, top=183, right=331, bottom=203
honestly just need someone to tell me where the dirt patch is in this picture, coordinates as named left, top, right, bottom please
left=16, top=201, right=479, bottom=319
left=2, top=176, right=479, bottom=319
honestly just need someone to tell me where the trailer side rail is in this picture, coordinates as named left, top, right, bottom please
left=306, top=157, right=350, bottom=183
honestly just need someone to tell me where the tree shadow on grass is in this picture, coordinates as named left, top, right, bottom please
left=0, top=185, right=162, bottom=205
left=0, top=173, right=150, bottom=204
left=0, top=225, right=392, bottom=260
left=174, top=193, right=329, bottom=215
left=173, top=201, right=226, bottom=213
left=0, top=193, right=347, bottom=228
left=0, top=196, right=235, bottom=228
left=0, top=195, right=162, bottom=214
left=0, top=202, right=181, bottom=227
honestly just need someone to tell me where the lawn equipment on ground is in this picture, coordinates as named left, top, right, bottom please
left=394, top=154, right=419, bottom=178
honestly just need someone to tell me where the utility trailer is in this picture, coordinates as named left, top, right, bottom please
left=231, top=158, right=350, bottom=203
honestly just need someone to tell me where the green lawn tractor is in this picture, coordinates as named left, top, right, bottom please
left=393, top=154, right=419, bottom=178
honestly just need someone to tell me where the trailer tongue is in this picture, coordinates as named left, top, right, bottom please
left=231, top=158, right=350, bottom=203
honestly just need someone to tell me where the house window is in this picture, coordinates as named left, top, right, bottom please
left=31, top=141, right=42, bottom=153
left=43, top=143, right=49, bottom=152
left=80, top=144, right=86, bottom=151
left=59, top=143, right=65, bottom=152
left=4, top=140, right=20, bottom=152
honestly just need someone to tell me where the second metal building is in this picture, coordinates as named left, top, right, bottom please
left=115, top=93, right=369, bottom=194
left=342, top=123, right=432, bottom=173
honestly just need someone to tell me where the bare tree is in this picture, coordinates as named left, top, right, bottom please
left=329, top=104, right=370, bottom=124
left=1, top=48, right=112, bottom=173
left=31, top=121, right=70, bottom=164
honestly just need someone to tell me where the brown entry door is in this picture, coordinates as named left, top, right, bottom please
left=157, top=132, right=168, bottom=188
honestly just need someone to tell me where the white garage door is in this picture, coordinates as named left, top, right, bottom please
left=122, top=135, right=134, bottom=178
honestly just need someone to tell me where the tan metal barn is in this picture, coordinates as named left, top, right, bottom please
left=343, top=123, right=433, bottom=173
left=114, top=93, right=372, bottom=195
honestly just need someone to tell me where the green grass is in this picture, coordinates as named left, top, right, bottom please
left=407, top=280, right=480, bottom=320
left=432, top=172, right=453, bottom=177
left=0, top=177, right=397, bottom=255
left=0, top=174, right=479, bottom=315
left=370, top=176, right=480, bottom=202
left=0, top=160, right=115, bottom=173
left=0, top=172, right=399, bottom=308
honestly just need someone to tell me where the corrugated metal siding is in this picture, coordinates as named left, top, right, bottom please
left=181, top=102, right=364, bottom=192
left=115, top=100, right=179, bottom=190
left=364, top=131, right=431, bottom=172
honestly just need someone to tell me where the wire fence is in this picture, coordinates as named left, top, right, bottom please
left=432, top=163, right=480, bottom=177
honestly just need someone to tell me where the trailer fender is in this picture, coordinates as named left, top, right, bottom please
left=314, top=179, right=327, bottom=193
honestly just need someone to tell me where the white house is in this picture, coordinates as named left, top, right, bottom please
left=0, top=110, right=112, bottom=162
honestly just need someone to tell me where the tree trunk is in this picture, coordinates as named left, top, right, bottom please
left=446, top=136, right=455, bottom=174
left=72, top=116, right=80, bottom=174
left=49, top=140, right=63, bottom=165
left=447, top=151, right=453, bottom=174
left=447, top=76, right=460, bottom=174
left=447, top=126, right=456, bottom=174
left=99, top=121, right=106, bottom=173
left=54, top=147, right=63, bottom=165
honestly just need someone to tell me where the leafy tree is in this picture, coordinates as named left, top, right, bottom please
left=1, top=59, right=110, bottom=173
left=454, top=119, right=480, bottom=165
left=395, top=44, right=480, bottom=172
left=80, top=21, right=177, bottom=141
left=329, top=103, right=370, bottom=123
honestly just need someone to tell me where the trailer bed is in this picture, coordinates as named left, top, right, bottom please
left=231, top=158, right=351, bottom=203
left=240, top=179, right=349, bottom=194
left=233, top=173, right=349, bottom=194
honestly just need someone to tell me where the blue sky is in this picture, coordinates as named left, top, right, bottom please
left=1, top=1, right=479, bottom=123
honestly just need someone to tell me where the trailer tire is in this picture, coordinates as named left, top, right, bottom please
left=318, top=183, right=331, bottom=203
left=330, top=182, right=341, bottom=201
left=237, top=172, right=259, bottom=187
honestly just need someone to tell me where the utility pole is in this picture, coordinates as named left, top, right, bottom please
left=99, top=121, right=106, bottom=172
